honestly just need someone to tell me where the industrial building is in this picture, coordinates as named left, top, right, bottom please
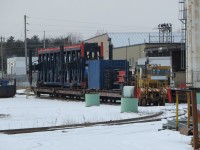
left=85, top=32, right=184, bottom=85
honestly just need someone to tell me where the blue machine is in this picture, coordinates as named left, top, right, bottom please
left=88, top=60, right=129, bottom=89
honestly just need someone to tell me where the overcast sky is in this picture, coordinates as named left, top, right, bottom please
left=0, top=0, right=181, bottom=40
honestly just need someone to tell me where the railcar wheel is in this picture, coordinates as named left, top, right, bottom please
left=139, top=98, right=147, bottom=106
left=153, top=102, right=158, bottom=106
left=36, top=92, right=40, bottom=97
left=158, top=98, right=165, bottom=106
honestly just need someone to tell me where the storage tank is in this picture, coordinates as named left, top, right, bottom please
left=192, top=0, right=200, bottom=88
left=186, top=0, right=193, bottom=85
left=186, top=0, right=200, bottom=88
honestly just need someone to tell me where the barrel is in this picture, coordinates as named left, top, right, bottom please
left=121, top=97, right=138, bottom=113
left=123, top=86, right=135, bottom=98
left=85, top=93, right=100, bottom=107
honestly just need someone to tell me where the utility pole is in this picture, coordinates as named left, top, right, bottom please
left=43, top=31, right=46, bottom=48
left=1, top=37, right=3, bottom=78
left=24, top=15, right=28, bottom=74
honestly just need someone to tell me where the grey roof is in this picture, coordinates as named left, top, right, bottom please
left=107, top=32, right=182, bottom=48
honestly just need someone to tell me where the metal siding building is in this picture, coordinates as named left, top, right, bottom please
left=113, top=44, right=146, bottom=67
left=85, top=32, right=185, bottom=86
left=85, top=34, right=110, bottom=59
left=85, top=33, right=147, bottom=63
left=85, top=32, right=182, bottom=68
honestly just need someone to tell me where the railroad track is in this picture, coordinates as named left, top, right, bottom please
left=17, top=92, right=121, bottom=106
left=0, top=111, right=186, bottom=135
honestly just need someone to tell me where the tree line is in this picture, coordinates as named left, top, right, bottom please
left=0, top=33, right=83, bottom=71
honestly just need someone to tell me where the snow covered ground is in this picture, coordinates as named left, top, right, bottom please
left=0, top=91, right=192, bottom=150
left=0, top=122, right=192, bottom=150
left=0, top=94, right=186, bottom=130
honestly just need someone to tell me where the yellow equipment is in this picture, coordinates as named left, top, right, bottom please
left=135, top=64, right=171, bottom=106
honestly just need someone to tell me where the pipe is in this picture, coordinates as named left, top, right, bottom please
left=176, top=91, right=179, bottom=131
left=191, top=89, right=198, bottom=149
left=187, top=91, right=191, bottom=128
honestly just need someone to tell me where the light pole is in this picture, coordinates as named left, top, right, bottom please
left=1, top=37, right=3, bottom=78
left=24, top=15, right=27, bottom=74
left=43, top=31, right=46, bottom=48
left=126, top=46, right=127, bottom=61
left=126, top=38, right=130, bottom=61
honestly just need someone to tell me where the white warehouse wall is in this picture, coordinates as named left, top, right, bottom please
left=7, top=57, right=38, bottom=75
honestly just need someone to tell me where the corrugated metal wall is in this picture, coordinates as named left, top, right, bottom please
left=5, top=73, right=37, bottom=88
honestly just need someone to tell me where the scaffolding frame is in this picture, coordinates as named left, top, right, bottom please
left=179, top=0, right=187, bottom=69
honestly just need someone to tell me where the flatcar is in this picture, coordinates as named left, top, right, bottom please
left=31, top=42, right=129, bottom=102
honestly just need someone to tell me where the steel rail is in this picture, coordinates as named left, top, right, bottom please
left=0, top=111, right=186, bottom=135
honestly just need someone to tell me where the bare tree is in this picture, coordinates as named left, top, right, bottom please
left=95, top=30, right=106, bottom=36
left=65, top=33, right=83, bottom=45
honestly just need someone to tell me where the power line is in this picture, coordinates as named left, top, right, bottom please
left=29, top=16, right=151, bottom=30
left=29, top=22, right=150, bottom=30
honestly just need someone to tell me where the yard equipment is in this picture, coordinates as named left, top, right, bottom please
left=135, top=64, right=171, bottom=106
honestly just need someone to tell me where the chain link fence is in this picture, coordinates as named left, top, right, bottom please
left=5, top=73, right=37, bottom=88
